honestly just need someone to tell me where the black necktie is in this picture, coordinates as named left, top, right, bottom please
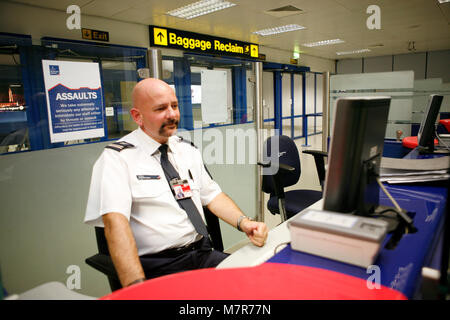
left=158, top=144, right=209, bottom=239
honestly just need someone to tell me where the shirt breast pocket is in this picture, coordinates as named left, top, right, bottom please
left=131, top=179, right=169, bottom=199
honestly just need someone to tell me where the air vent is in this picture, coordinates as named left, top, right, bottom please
left=265, top=5, right=303, bottom=18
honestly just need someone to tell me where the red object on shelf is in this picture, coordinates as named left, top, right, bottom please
left=402, top=136, right=438, bottom=149
left=100, top=263, right=407, bottom=300
left=440, top=119, right=450, bottom=133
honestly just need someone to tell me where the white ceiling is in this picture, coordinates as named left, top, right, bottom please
left=7, top=0, right=450, bottom=60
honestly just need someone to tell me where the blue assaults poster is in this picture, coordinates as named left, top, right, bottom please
left=42, top=60, right=105, bottom=143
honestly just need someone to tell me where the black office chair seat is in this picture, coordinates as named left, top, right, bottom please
left=267, top=189, right=322, bottom=219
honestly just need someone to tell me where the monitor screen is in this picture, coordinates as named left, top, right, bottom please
left=323, top=97, right=391, bottom=215
left=417, top=94, right=444, bottom=152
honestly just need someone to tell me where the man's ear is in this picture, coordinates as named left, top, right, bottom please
left=130, top=107, right=142, bottom=126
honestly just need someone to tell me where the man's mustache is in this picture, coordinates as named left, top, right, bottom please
left=160, top=119, right=179, bottom=130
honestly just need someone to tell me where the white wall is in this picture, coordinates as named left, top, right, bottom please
left=393, top=53, right=427, bottom=80
left=336, top=51, right=450, bottom=114
left=298, top=53, right=336, bottom=73
left=0, top=142, right=111, bottom=298
left=337, top=50, right=450, bottom=82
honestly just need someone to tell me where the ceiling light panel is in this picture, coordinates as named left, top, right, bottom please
left=302, top=39, right=345, bottom=47
left=253, top=24, right=306, bottom=36
left=167, top=0, right=236, bottom=20
left=336, top=49, right=371, bottom=55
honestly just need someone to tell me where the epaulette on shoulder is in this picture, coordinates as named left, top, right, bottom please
left=177, top=136, right=198, bottom=149
left=105, top=141, right=135, bottom=152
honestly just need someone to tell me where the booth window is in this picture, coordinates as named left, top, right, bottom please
left=164, top=53, right=252, bottom=131
left=0, top=34, right=31, bottom=154
left=101, top=60, right=139, bottom=139
left=0, top=36, right=148, bottom=156
left=42, top=38, right=147, bottom=146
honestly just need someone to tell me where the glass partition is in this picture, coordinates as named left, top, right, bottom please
left=166, top=53, right=259, bottom=250
left=101, top=60, right=138, bottom=139
left=330, top=71, right=415, bottom=139
left=262, top=71, right=274, bottom=128
left=412, top=78, right=450, bottom=135
left=330, top=71, right=450, bottom=140
left=293, top=73, right=303, bottom=138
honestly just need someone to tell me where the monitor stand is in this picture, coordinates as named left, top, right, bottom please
left=356, top=156, right=417, bottom=235
left=417, top=146, right=450, bottom=155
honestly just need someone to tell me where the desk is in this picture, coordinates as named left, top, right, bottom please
left=218, top=184, right=447, bottom=299
left=100, top=183, right=446, bottom=300
left=268, top=184, right=447, bottom=299
left=101, top=262, right=405, bottom=300
left=403, top=147, right=449, bottom=159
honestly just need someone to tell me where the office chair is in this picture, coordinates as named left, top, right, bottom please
left=259, top=135, right=326, bottom=221
left=85, top=207, right=224, bottom=292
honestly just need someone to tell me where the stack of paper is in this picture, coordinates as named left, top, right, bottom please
left=380, top=156, right=450, bottom=184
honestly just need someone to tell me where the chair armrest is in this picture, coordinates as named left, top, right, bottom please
left=257, top=161, right=295, bottom=172
left=302, top=150, right=328, bottom=157
left=85, top=254, right=118, bottom=279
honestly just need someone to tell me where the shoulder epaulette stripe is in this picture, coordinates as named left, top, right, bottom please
left=204, top=164, right=214, bottom=180
left=105, top=141, right=135, bottom=152
left=177, top=136, right=198, bottom=149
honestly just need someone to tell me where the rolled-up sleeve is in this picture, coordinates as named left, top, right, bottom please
left=195, top=150, right=222, bottom=206
left=84, top=150, right=132, bottom=226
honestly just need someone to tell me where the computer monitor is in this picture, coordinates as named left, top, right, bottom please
left=323, top=97, right=391, bottom=216
left=417, top=94, right=444, bottom=153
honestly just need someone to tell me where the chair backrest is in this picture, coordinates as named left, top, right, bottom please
left=302, top=149, right=328, bottom=190
left=262, top=135, right=301, bottom=194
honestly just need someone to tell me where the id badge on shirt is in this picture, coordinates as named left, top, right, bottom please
left=169, top=178, right=193, bottom=200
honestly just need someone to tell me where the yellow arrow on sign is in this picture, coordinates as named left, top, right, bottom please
left=153, top=28, right=168, bottom=46
left=250, top=45, right=258, bottom=58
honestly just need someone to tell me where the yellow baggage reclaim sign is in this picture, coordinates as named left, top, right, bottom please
left=150, top=25, right=259, bottom=60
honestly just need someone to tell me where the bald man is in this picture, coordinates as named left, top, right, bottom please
left=85, top=78, right=268, bottom=288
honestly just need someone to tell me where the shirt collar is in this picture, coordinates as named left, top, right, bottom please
left=135, top=127, right=178, bottom=156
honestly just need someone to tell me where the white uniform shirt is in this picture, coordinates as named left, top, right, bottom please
left=84, top=128, right=222, bottom=256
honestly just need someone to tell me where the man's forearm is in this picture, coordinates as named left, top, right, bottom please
left=206, top=192, right=244, bottom=228
left=102, top=212, right=145, bottom=287
left=207, top=192, right=268, bottom=247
